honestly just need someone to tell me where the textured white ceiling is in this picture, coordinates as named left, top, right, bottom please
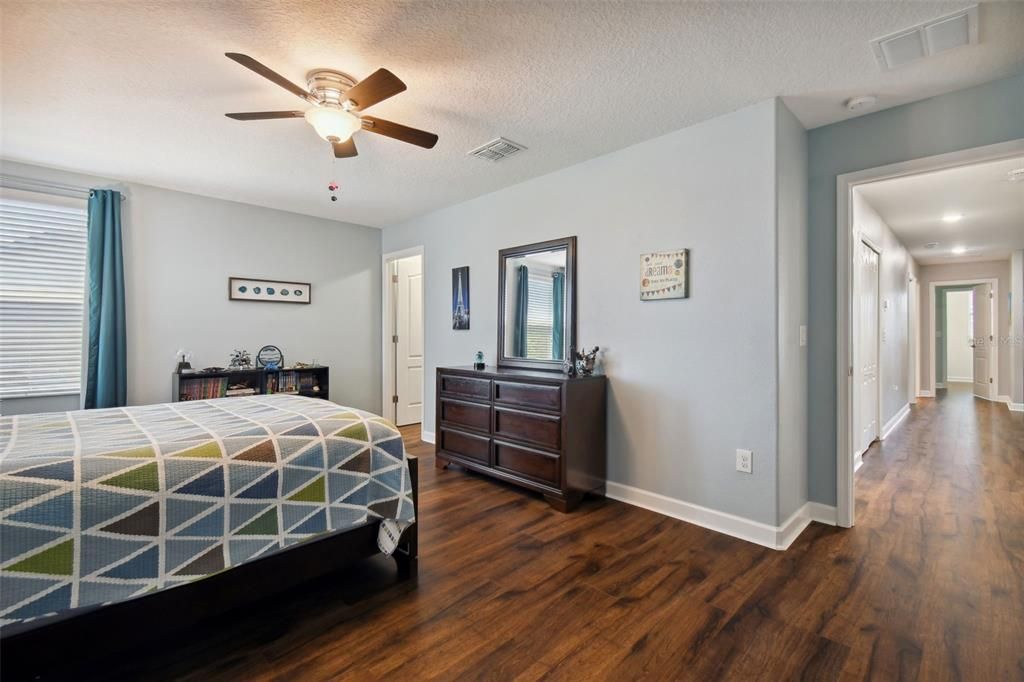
left=857, top=156, right=1024, bottom=265
left=2, top=1, right=1023, bottom=228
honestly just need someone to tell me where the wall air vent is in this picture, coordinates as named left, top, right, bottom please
left=468, top=137, right=527, bottom=162
left=870, top=4, right=978, bottom=71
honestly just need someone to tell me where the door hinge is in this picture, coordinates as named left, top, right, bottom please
left=990, top=378, right=993, bottom=384
left=392, top=334, right=398, bottom=343
left=392, top=274, right=399, bottom=283
left=989, top=292, right=993, bottom=299
left=849, top=366, right=854, bottom=377
left=392, top=394, right=399, bottom=404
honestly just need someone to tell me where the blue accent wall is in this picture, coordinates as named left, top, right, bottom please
left=807, top=72, right=1024, bottom=505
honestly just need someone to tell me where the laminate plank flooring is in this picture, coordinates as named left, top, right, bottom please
left=39, top=385, right=1024, bottom=680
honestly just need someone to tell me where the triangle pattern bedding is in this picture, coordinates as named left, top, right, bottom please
left=0, top=394, right=415, bottom=628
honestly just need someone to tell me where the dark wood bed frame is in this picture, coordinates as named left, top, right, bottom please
left=0, top=456, right=418, bottom=678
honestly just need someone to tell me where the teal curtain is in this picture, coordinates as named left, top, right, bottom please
left=85, top=190, right=127, bottom=409
left=513, top=265, right=529, bottom=356
left=551, top=272, right=564, bottom=359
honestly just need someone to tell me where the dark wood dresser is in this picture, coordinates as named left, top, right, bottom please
left=435, top=366, right=607, bottom=511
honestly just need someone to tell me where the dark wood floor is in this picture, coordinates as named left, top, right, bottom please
left=74, top=386, right=1024, bottom=679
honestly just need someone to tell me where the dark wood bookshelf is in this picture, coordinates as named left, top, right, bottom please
left=172, top=366, right=329, bottom=402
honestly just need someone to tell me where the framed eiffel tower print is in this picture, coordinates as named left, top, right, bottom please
left=452, top=266, right=470, bottom=330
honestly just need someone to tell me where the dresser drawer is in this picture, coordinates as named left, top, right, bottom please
left=494, top=440, right=560, bottom=487
left=493, top=407, right=561, bottom=450
left=439, top=398, right=491, bottom=432
left=439, top=374, right=490, bottom=400
left=438, top=427, right=490, bottom=465
left=493, top=381, right=562, bottom=412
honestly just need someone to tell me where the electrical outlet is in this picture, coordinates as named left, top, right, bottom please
left=736, top=449, right=753, bottom=474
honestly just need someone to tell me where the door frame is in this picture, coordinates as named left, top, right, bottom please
left=909, top=275, right=920, bottom=404
left=381, top=246, right=425, bottom=423
left=835, top=137, right=1024, bottom=528
left=927, top=278, right=999, bottom=397
left=852, top=235, right=883, bottom=475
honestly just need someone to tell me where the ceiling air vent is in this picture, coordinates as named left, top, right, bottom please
left=870, top=4, right=978, bottom=71
left=468, top=137, right=526, bottom=162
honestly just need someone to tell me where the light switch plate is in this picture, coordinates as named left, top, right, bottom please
left=799, top=325, right=807, bottom=347
left=736, top=449, right=753, bottom=474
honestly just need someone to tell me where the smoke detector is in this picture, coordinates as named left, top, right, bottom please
left=845, top=95, right=877, bottom=112
left=870, top=5, right=978, bottom=71
left=468, top=137, right=527, bottom=162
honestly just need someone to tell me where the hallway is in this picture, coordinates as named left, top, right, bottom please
left=851, top=384, right=1024, bottom=677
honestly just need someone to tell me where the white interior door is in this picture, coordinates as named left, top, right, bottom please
left=395, top=255, right=423, bottom=425
left=857, top=240, right=880, bottom=453
left=972, top=283, right=992, bottom=400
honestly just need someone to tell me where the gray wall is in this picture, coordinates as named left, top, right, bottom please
left=775, top=99, right=809, bottom=523
left=918, top=260, right=1012, bottom=396
left=0, top=160, right=382, bottom=415
left=807, top=72, right=1024, bottom=506
left=384, top=99, right=787, bottom=525
left=852, top=191, right=916, bottom=427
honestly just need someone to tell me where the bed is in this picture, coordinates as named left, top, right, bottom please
left=0, top=394, right=417, bottom=671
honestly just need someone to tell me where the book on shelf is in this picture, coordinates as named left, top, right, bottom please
left=179, top=377, right=228, bottom=401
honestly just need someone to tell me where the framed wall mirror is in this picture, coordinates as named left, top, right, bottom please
left=497, top=236, right=577, bottom=371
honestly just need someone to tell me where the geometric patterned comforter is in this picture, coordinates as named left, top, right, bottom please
left=0, top=395, right=415, bottom=628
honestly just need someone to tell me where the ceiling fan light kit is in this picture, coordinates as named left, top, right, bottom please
left=304, top=106, right=361, bottom=143
left=224, top=54, right=438, bottom=159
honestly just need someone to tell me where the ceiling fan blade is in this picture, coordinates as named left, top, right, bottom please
left=333, top=137, right=358, bottom=158
left=361, top=117, right=438, bottom=149
left=225, top=111, right=305, bottom=120
left=344, top=69, right=407, bottom=111
left=225, top=53, right=316, bottom=104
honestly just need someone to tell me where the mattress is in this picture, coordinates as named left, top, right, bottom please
left=0, top=394, right=415, bottom=627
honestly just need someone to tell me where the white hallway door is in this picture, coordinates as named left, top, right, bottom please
left=972, top=283, right=992, bottom=400
left=857, top=240, right=880, bottom=453
left=394, top=255, right=424, bottom=425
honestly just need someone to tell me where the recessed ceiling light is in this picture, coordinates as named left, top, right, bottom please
left=925, top=242, right=939, bottom=249
left=845, top=95, right=877, bottom=112
left=951, top=245, right=967, bottom=255
left=942, top=213, right=964, bottom=223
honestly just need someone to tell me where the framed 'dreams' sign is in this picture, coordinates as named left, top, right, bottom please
left=229, top=277, right=311, bottom=304
left=640, top=250, right=689, bottom=300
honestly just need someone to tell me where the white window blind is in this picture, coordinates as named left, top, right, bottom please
left=0, top=190, right=88, bottom=398
left=526, top=272, right=555, bottom=360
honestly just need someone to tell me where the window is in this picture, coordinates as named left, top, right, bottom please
left=0, top=190, right=88, bottom=398
left=526, top=271, right=555, bottom=360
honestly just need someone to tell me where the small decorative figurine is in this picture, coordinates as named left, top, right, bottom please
left=563, top=350, right=577, bottom=377
left=574, top=346, right=600, bottom=376
left=175, top=349, right=193, bottom=373
left=474, top=351, right=485, bottom=371
left=229, top=349, right=252, bottom=369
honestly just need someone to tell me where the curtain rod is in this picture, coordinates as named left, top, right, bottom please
left=0, top=174, right=127, bottom=201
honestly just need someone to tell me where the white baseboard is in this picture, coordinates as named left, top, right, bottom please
left=918, top=390, right=934, bottom=398
left=946, top=377, right=972, bottom=384
left=605, top=481, right=837, bottom=551
left=853, top=449, right=864, bottom=472
left=420, top=430, right=435, bottom=444
left=1009, top=402, right=1024, bottom=413
left=936, top=382, right=946, bottom=389
left=880, top=403, right=910, bottom=440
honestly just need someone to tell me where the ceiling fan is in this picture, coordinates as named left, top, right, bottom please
left=223, top=53, right=438, bottom=159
